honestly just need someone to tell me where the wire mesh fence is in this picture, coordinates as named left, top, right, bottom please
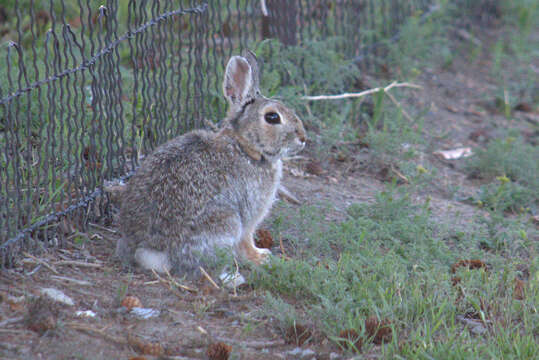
left=0, top=0, right=431, bottom=266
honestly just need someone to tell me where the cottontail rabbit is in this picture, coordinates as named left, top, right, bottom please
left=116, top=51, right=306, bottom=275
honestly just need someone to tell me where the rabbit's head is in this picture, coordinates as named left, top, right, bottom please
left=222, top=51, right=306, bottom=161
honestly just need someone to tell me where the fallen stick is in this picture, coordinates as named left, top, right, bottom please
left=301, top=82, right=421, bottom=101
left=50, top=275, right=93, bottom=286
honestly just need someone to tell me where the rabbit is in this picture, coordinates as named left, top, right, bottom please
left=116, top=50, right=306, bottom=276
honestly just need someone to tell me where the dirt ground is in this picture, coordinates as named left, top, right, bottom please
left=1, top=29, right=537, bottom=360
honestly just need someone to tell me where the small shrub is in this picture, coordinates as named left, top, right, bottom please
left=475, top=177, right=534, bottom=214
left=467, top=136, right=538, bottom=202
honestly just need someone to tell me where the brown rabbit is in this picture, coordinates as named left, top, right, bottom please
left=116, top=51, right=306, bottom=275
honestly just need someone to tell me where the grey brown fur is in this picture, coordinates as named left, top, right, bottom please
left=116, top=51, right=306, bottom=275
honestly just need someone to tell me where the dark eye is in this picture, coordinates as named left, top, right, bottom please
left=264, top=112, right=281, bottom=125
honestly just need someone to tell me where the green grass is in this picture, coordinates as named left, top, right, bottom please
left=467, top=136, right=539, bottom=212
left=248, top=186, right=539, bottom=357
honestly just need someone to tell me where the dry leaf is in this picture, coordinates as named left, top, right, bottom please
left=434, top=147, right=473, bottom=160
left=306, top=160, right=325, bottom=175
left=365, top=316, right=392, bottom=344
left=338, top=329, right=362, bottom=351
left=285, top=323, right=311, bottom=346
left=128, top=335, right=164, bottom=356
left=513, top=279, right=526, bottom=300
left=451, top=259, right=487, bottom=274
left=514, top=102, right=533, bottom=113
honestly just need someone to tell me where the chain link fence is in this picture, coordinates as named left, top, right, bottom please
left=0, top=0, right=432, bottom=266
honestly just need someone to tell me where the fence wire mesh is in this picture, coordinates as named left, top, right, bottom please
left=0, top=0, right=431, bottom=267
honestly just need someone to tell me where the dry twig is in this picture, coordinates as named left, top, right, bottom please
left=54, top=260, right=103, bottom=269
left=278, top=185, right=301, bottom=205
left=22, top=252, right=59, bottom=275
left=215, top=337, right=286, bottom=349
left=199, top=267, right=220, bottom=290
left=279, top=236, right=291, bottom=260
left=89, top=223, right=117, bottom=233
left=67, top=323, right=127, bottom=345
left=232, top=258, right=241, bottom=297
left=0, top=316, right=24, bottom=328
left=151, top=270, right=197, bottom=297
left=390, top=165, right=409, bottom=184
left=50, top=275, right=93, bottom=286
left=384, top=90, right=415, bottom=123
left=163, top=269, right=197, bottom=293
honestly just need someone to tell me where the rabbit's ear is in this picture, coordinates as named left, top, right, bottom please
left=223, top=55, right=258, bottom=108
left=242, top=49, right=260, bottom=95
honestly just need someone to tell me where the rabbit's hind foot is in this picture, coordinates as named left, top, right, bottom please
left=134, top=247, right=171, bottom=273
left=237, top=235, right=272, bottom=265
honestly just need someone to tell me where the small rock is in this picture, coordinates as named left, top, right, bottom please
left=219, top=271, right=246, bottom=289
left=75, top=310, right=96, bottom=318
left=121, top=295, right=142, bottom=310
left=130, top=307, right=160, bottom=319
left=40, top=287, right=74, bottom=306
left=287, top=347, right=316, bottom=358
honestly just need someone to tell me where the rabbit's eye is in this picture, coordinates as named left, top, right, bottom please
left=264, top=112, right=281, bottom=125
